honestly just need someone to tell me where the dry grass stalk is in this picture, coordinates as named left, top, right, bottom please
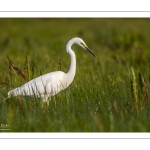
left=90, top=113, right=104, bottom=132
left=0, top=82, right=9, bottom=86
left=139, top=73, right=148, bottom=105
left=7, top=56, right=27, bottom=82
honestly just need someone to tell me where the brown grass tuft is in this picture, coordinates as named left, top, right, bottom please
left=7, top=56, right=27, bottom=82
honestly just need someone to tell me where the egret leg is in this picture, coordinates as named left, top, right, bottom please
left=42, top=95, right=50, bottom=107
left=46, top=100, right=49, bottom=106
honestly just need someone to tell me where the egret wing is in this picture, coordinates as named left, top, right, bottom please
left=8, top=71, right=66, bottom=98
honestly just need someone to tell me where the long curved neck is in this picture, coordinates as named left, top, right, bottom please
left=67, top=50, right=76, bottom=76
left=66, top=41, right=76, bottom=84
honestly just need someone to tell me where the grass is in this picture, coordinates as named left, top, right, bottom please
left=0, top=18, right=150, bottom=132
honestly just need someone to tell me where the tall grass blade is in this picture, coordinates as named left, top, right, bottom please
left=131, top=67, right=138, bottom=106
left=24, top=53, right=30, bottom=81
left=7, top=56, right=13, bottom=85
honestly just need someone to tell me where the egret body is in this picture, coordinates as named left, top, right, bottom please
left=8, top=37, right=96, bottom=104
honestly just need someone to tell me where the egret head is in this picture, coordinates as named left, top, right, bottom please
left=70, top=37, right=97, bottom=57
left=79, top=40, right=96, bottom=57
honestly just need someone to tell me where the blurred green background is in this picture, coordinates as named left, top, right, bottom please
left=0, top=18, right=150, bottom=132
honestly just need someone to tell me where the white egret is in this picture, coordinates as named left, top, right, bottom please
left=8, top=37, right=96, bottom=104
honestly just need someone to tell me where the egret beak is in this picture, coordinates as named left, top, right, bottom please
left=85, top=47, right=97, bottom=57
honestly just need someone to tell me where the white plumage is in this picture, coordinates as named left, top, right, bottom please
left=8, top=37, right=96, bottom=104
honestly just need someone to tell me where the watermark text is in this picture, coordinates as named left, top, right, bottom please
left=0, top=124, right=10, bottom=131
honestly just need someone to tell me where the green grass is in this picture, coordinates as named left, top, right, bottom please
left=0, top=18, right=150, bottom=132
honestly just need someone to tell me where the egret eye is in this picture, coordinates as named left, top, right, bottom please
left=80, top=42, right=85, bottom=47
